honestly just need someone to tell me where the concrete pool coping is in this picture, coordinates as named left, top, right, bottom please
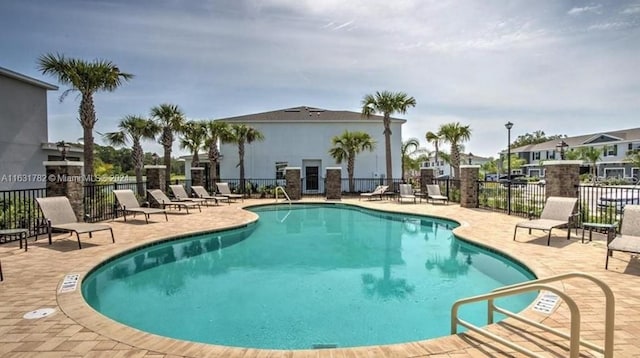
left=1, top=198, right=638, bottom=356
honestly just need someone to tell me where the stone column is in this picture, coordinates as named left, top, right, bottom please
left=44, top=161, right=85, bottom=221
left=325, top=167, right=342, bottom=200
left=285, top=167, right=301, bottom=200
left=543, top=160, right=581, bottom=199
left=145, top=165, right=167, bottom=191
left=190, top=167, right=204, bottom=187
left=459, top=165, right=480, bottom=208
left=420, top=167, right=436, bottom=194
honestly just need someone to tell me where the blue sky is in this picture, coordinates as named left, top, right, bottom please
left=2, top=0, right=639, bottom=158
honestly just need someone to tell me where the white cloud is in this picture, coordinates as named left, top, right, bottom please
left=621, top=4, right=640, bottom=14
left=568, top=5, right=602, bottom=15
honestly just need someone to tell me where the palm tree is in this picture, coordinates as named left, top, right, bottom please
left=438, top=123, right=472, bottom=178
left=400, top=138, right=421, bottom=182
left=425, top=131, right=442, bottom=173
left=626, top=149, right=640, bottom=183
left=38, top=53, right=133, bottom=180
left=580, top=147, right=603, bottom=183
left=179, top=121, right=206, bottom=167
left=328, top=130, right=376, bottom=192
left=103, top=115, right=159, bottom=195
left=361, top=91, right=416, bottom=186
left=150, top=104, right=185, bottom=180
left=202, top=120, right=231, bottom=184
left=227, top=124, right=264, bottom=192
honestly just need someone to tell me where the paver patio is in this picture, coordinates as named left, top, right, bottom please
left=0, top=198, right=639, bottom=357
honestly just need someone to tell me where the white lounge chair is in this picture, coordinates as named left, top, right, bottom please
left=169, top=184, right=207, bottom=204
left=191, top=186, right=230, bottom=205
left=398, top=184, right=417, bottom=204
left=606, top=205, right=640, bottom=269
left=113, top=189, right=167, bottom=224
left=36, top=196, right=114, bottom=249
left=147, top=189, right=201, bottom=213
left=360, top=185, right=388, bottom=201
left=426, top=184, right=448, bottom=205
left=216, top=182, right=244, bottom=202
left=513, top=196, right=579, bottom=246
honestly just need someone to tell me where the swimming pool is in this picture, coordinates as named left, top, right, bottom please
left=82, top=203, right=536, bottom=349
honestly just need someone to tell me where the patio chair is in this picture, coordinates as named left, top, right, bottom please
left=216, top=182, right=244, bottom=202
left=35, top=196, right=115, bottom=250
left=360, top=185, right=388, bottom=201
left=606, top=205, right=640, bottom=269
left=113, top=189, right=168, bottom=224
left=426, top=184, right=448, bottom=205
left=169, top=185, right=208, bottom=204
left=147, top=189, right=201, bottom=213
left=513, top=196, right=579, bottom=246
left=398, top=184, right=417, bottom=204
left=191, top=186, right=230, bottom=205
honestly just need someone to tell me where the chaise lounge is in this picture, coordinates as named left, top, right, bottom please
left=216, top=182, right=244, bottom=202
left=191, top=185, right=230, bottom=205
left=360, top=185, right=388, bottom=201
left=147, top=189, right=201, bottom=213
left=113, top=189, right=168, bottom=224
left=513, top=196, right=579, bottom=246
left=398, top=184, right=417, bottom=204
left=169, top=184, right=208, bottom=204
left=36, top=196, right=115, bottom=249
left=606, top=205, right=640, bottom=269
left=426, top=184, right=448, bottom=205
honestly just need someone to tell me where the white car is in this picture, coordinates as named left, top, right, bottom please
left=597, top=194, right=640, bottom=212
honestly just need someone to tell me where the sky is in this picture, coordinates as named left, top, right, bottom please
left=2, top=0, right=639, bottom=158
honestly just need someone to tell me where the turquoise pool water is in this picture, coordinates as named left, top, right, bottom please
left=82, top=204, right=536, bottom=349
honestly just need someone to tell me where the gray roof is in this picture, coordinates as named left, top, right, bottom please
left=512, top=127, right=640, bottom=152
left=216, top=106, right=407, bottom=123
left=0, top=66, right=58, bottom=90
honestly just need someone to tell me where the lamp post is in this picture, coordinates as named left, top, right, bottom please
left=56, top=140, right=71, bottom=161
left=468, top=153, right=473, bottom=165
left=556, top=140, right=568, bottom=160
left=505, top=122, right=513, bottom=215
left=151, top=153, right=159, bottom=165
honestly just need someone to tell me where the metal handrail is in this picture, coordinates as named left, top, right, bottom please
left=451, top=272, right=614, bottom=358
left=275, top=186, right=291, bottom=206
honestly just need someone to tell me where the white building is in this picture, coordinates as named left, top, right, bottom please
left=422, top=153, right=491, bottom=178
left=185, top=106, right=405, bottom=191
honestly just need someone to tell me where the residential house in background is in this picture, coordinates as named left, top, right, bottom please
left=422, top=153, right=491, bottom=178
left=508, top=127, right=640, bottom=180
left=183, top=106, right=405, bottom=192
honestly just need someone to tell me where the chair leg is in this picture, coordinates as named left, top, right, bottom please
left=164, top=212, right=168, bottom=221
left=144, top=214, right=149, bottom=224
left=547, top=229, right=552, bottom=246
left=23, top=232, right=27, bottom=252
left=110, top=229, right=115, bottom=243
left=0, top=259, right=3, bottom=281
left=123, top=212, right=127, bottom=222
left=76, top=232, right=82, bottom=250
left=605, top=249, right=610, bottom=269
left=513, top=227, right=518, bottom=241
left=47, top=221, right=53, bottom=245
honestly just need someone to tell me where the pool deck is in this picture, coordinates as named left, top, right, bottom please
left=0, top=198, right=639, bottom=357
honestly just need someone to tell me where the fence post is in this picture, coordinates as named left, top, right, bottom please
left=190, top=167, right=204, bottom=187
left=460, top=165, right=480, bottom=208
left=285, top=167, right=301, bottom=200
left=145, top=165, right=166, bottom=206
left=44, top=160, right=85, bottom=221
left=325, top=167, right=342, bottom=200
left=543, top=160, right=581, bottom=199
left=420, top=167, right=436, bottom=194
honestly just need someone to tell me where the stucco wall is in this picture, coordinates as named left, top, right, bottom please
left=0, top=75, right=49, bottom=190
left=218, top=120, right=403, bottom=180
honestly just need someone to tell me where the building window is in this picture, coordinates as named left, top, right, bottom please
left=534, top=152, right=540, bottom=160
left=605, top=145, right=617, bottom=157
left=275, top=161, right=287, bottom=179
left=629, top=143, right=633, bottom=151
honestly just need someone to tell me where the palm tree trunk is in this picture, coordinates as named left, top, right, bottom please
left=451, top=144, right=459, bottom=178
left=162, top=129, right=173, bottom=184
left=208, top=143, right=219, bottom=188
left=238, top=141, right=245, bottom=194
left=133, top=140, right=144, bottom=195
left=383, top=115, right=393, bottom=187
left=80, top=93, right=96, bottom=181
left=434, top=143, right=439, bottom=175
left=348, top=155, right=355, bottom=193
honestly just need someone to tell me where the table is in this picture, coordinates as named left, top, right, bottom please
left=581, top=222, right=617, bottom=245
left=0, top=228, right=29, bottom=251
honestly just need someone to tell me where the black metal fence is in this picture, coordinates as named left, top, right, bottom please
left=477, top=181, right=547, bottom=218
left=83, top=181, right=148, bottom=223
left=577, top=184, right=640, bottom=225
left=0, top=188, right=47, bottom=242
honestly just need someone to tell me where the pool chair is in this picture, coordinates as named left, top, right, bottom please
left=398, top=184, right=417, bottom=204
left=191, top=186, right=230, bottom=205
left=113, top=189, right=168, bottom=224
left=426, top=184, right=448, bottom=205
left=147, top=189, right=201, bottom=213
left=513, top=196, right=579, bottom=246
left=169, top=185, right=208, bottom=204
left=360, top=185, right=388, bottom=201
left=606, top=205, right=640, bottom=270
left=35, top=196, right=115, bottom=250
left=216, top=182, right=244, bottom=202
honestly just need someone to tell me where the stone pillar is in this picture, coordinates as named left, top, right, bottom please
left=190, top=167, right=204, bottom=187
left=543, top=160, right=581, bottom=199
left=285, top=167, right=301, bottom=200
left=325, top=167, right=342, bottom=200
left=420, top=167, right=436, bottom=195
left=459, top=165, right=480, bottom=208
left=44, top=161, right=85, bottom=221
left=145, top=165, right=167, bottom=191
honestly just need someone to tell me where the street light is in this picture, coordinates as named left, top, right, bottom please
left=56, top=140, right=71, bottom=161
left=468, top=152, right=473, bottom=165
left=556, top=140, right=568, bottom=160
left=505, top=122, right=513, bottom=215
left=151, top=153, right=159, bottom=165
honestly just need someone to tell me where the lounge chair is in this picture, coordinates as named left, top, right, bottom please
left=147, top=189, right=201, bottom=213
left=113, top=189, right=168, bottom=224
left=426, top=184, right=448, bottom=204
left=216, top=182, right=244, bottom=202
left=35, top=196, right=115, bottom=249
left=169, top=185, right=208, bottom=204
left=606, top=205, right=640, bottom=269
left=398, top=184, right=417, bottom=204
left=360, top=185, right=388, bottom=201
left=191, top=186, right=230, bottom=205
left=513, top=196, right=579, bottom=246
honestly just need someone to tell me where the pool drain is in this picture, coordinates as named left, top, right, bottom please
left=23, top=308, right=56, bottom=319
